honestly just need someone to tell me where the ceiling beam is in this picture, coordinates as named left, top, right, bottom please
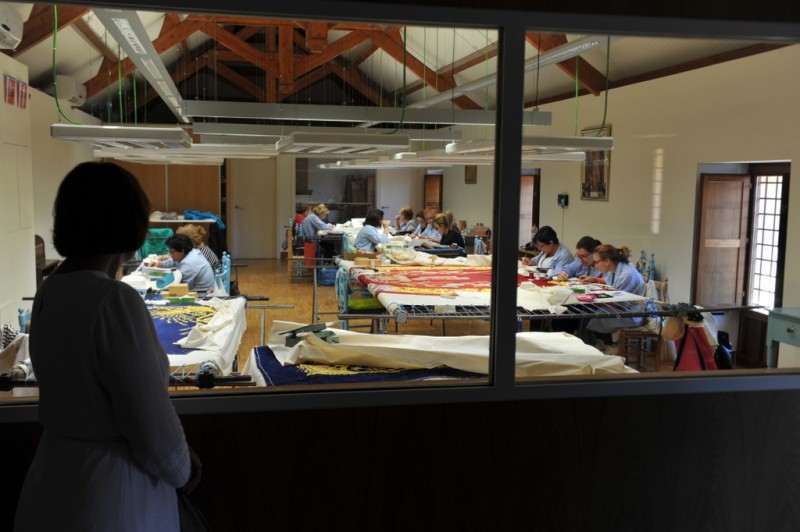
left=370, top=28, right=483, bottom=110
left=295, top=30, right=372, bottom=76
left=84, top=17, right=205, bottom=100
left=162, top=13, right=189, bottom=53
left=404, top=41, right=499, bottom=97
left=199, top=22, right=276, bottom=77
left=525, top=42, right=788, bottom=108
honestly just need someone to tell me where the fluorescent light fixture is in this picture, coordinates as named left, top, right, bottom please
left=446, top=135, right=613, bottom=155
left=94, top=9, right=188, bottom=123
left=408, top=35, right=612, bottom=110
left=192, top=123, right=463, bottom=142
left=93, top=143, right=279, bottom=163
left=51, top=124, right=192, bottom=149
left=183, top=101, right=550, bottom=127
left=276, top=131, right=410, bottom=155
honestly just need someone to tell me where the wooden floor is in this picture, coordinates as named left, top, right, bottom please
left=234, top=259, right=492, bottom=370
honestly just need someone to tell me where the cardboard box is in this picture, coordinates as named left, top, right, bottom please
left=345, top=251, right=379, bottom=260
left=168, top=283, right=189, bottom=296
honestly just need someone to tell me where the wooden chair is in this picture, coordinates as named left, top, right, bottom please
left=35, top=234, right=60, bottom=288
left=618, top=277, right=669, bottom=371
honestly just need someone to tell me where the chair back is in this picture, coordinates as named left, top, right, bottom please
left=35, top=234, right=46, bottom=265
left=654, top=277, right=669, bottom=303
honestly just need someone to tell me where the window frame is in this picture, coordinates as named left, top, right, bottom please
left=5, top=1, right=800, bottom=422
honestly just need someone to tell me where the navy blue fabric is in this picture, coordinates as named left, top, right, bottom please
left=252, top=345, right=485, bottom=386
left=148, top=303, right=215, bottom=355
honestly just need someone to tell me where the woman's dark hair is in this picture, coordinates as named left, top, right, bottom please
left=594, top=244, right=632, bottom=264
left=366, top=206, right=384, bottom=219
left=295, top=202, right=310, bottom=215
left=364, top=212, right=382, bottom=228
left=575, top=236, right=601, bottom=253
left=52, top=162, right=150, bottom=258
left=533, top=225, right=559, bottom=246
left=165, top=234, right=194, bottom=254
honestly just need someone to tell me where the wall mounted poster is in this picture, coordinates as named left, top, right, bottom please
left=5, top=75, right=16, bottom=106
left=580, top=125, right=611, bottom=201
left=17, top=80, right=27, bottom=109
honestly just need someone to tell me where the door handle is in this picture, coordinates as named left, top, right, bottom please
left=235, top=205, right=244, bottom=210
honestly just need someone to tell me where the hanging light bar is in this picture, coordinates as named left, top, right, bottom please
left=446, top=135, right=613, bottom=155
left=276, top=131, right=411, bottom=155
left=51, top=124, right=192, bottom=149
left=94, top=9, right=188, bottom=124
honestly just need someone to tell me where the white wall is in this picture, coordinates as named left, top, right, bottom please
left=375, top=167, right=423, bottom=221
left=442, top=164, right=494, bottom=230
left=0, top=52, right=33, bottom=328
left=532, top=44, right=800, bottom=308
left=30, top=88, right=99, bottom=259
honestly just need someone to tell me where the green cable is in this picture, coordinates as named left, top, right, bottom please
left=133, top=67, right=137, bottom=125
left=118, top=45, right=123, bottom=124
left=51, top=6, right=80, bottom=125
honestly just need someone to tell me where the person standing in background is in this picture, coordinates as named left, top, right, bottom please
left=15, top=161, right=201, bottom=531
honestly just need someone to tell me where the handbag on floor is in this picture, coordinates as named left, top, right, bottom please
left=673, top=325, right=718, bottom=371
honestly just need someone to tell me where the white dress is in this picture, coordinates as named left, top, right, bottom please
left=15, top=271, right=190, bottom=532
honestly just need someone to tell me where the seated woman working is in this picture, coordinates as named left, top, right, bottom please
left=431, top=213, right=465, bottom=248
left=354, top=212, right=390, bottom=252
left=156, top=234, right=216, bottom=294
left=584, top=244, right=648, bottom=353
left=300, top=203, right=334, bottom=236
left=554, top=236, right=603, bottom=281
left=413, top=207, right=440, bottom=240
left=176, top=224, right=220, bottom=271
left=521, top=225, right=574, bottom=277
left=394, top=205, right=418, bottom=234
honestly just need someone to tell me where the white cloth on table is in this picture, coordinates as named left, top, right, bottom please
left=15, top=270, right=190, bottom=532
left=266, top=321, right=635, bottom=377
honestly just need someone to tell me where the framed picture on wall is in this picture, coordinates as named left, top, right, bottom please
left=4, top=75, right=16, bottom=106
left=580, top=125, right=611, bottom=201
left=465, top=165, right=478, bottom=184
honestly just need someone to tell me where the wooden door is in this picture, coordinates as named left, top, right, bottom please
left=228, top=159, right=276, bottom=259
left=694, top=174, right=750, bottom=305
left=424, top=174, right=442, bottom=212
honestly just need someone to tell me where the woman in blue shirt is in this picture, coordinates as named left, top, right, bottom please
left=521, top=225, right=574, bottom=277
left=300, top=203, right=334, bottom=237
left=354, top=212, right=390, bottom=252
left=585, top=244, right=648, bottom=351
left=555, top=235, right=603, bottom=281
left=159, top=234, right=216, bottom=294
